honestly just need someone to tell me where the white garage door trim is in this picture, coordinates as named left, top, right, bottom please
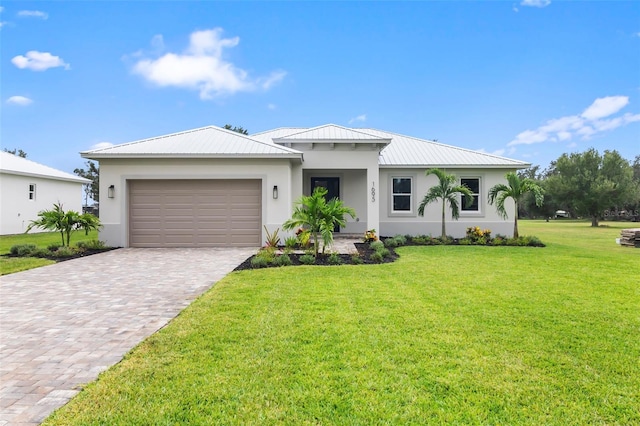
left=128, top=179, right=262, bottom=248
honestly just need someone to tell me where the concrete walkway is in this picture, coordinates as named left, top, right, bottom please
left=0, top=247, right=255, bottom=426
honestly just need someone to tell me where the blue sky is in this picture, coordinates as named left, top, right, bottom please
left=2, top=1, right=639, bottom=175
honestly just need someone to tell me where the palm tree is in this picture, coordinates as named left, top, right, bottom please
left=488, top=172, right=544, bottom=238
left=283, top=187, right=356, bottom=256
left=26, top=203, right=102, bottom=246
left=418, top=169, right=474, bottom=239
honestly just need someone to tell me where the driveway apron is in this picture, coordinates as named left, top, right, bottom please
left=0, top=247, right=255, bottom=426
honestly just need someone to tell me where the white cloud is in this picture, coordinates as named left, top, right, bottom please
left=521, top=0, right=551, bottom=7
left=581, top=95, right=629, bottom=120
left=17, top=10, right=48, bottom=19
left=267, top=103, right=277, bottom=110
left=6, top=95, right=33, bottom=106
left=90, top=142, right=114, bottom=150
left=12, top=50, right=70, bottom=71
left=131, top=28, right=286, bottom=99
left=348, top=114, right=367, bottom=124
left=508, top=95, right=639, bottom=146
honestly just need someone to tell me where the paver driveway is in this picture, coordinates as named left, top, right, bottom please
left=0, top=247, right=255, bottom=426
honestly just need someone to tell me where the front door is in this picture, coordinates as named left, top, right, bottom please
left=311, top=177, right=340, bottom=232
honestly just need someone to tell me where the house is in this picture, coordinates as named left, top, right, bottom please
left=81, top=124, right=529, bottom=248
left=0, top=151, right=90, bottom=235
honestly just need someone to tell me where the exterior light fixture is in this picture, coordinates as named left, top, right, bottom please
left=108, top=185, right=115, bottom=199
left=273, top=185, right=278, bottom=199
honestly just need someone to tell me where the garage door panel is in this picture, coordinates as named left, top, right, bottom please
left=129, top=179, right=261, bottom=247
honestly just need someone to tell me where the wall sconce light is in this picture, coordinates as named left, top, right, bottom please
left=272, top=185, right=278, bottom=200
left=108, top=185, right=115, bottom=199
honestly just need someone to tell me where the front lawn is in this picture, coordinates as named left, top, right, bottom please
left=0, top=230, right=99, bottom=275
left=45, top=221, right=639, bottom=424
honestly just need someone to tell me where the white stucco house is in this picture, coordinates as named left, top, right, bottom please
left=81, top=124, right=529, bottom=248
left=0, top=151, right=90, bottom=235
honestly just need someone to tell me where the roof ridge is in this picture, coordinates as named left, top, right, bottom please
left=274, top=123, right=389, bottom=140
left=366, top=128, right=528, bottom=164
left=251, top=127, right=308, bottom=137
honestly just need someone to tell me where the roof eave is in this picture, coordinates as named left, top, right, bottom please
left=0, top=169, right=90, bottom=183
left=81, top=153, right=304, bottom=161
left=379, top=163, right=531, bottom=169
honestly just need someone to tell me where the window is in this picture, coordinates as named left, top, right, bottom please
left=28, top=183, right=36, bottom=201
left=392, top=177, right=412, bottom=213
left=461, top=178, right=480, bottom=212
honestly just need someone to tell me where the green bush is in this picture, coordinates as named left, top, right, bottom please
left=376, top=247, right=391, bottom=258
left=48, top=246, right=76, bottom=258
left=369, top=251, right=384, bottom=263
left=250, top=256, right=269, bottom=268
left=32, top=248, right=52, bottom=258
left=327, top=252, right=343, bottom=265
left=384, top=238, right=399, bottom=248
left=393, top=235, right=407, bottom=245
left=350, top=254, right=363, bottom=265
left=459, top=238, right=472, bottom=245
left=10, top=244, right=37, bottom=256
left=284, top=236, right=298, bottom=249
left=299, top=254, right=316, bottom=265
left=47, top=243, right=62, bottom=251
left=76, top=239, right=107, bottom=250
left=273, top=254, right=292, bottom=267
left=370, top=240, right=384, bottom=251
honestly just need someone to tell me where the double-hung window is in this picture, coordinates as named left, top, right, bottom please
left=392, top=177, right=413, bottom=214
left=28, top=183, right=36, bottom=201
left=461, top=177, right=480, bottom=212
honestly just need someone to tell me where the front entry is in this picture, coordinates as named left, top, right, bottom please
left=310, top=177, right=340, bottom=232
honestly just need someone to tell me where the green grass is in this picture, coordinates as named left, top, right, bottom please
left=0, top=230, right=99, bottom=275
left=44, top=221, right=639, bottom=425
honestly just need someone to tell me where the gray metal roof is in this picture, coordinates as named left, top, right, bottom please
left=0, top=151, right=90, bottom=183
left=273, top=124, right=390, bottom=142
left=81, top=126, right=303, bottom=159
left=366, top=129, right=529, bottom=168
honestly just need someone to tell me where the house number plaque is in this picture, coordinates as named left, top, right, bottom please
left=371, top=181, right=376, bottom=202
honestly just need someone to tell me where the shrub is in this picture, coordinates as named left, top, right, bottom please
left=299, top=254, right=316, bottom=265
left=376, top=247, right=391, bottom=258
left=364, top=229, right=378, bottom=243
left=273, top=254, right=292, bottom=267
left=76, top=239, right=107, bottom=250
left=254, top=247, right=276, bottom=264
left=250, top=256, right=269, bottom=268
left=393, top=235, right=407, bottom=245
left=350, top=254, right=363, bottom=265
left=369, top=251, right=384, bottom=263
left=10, top=244, right=37, bottom=256
left=370, top=240, right=384, bottom=251
left=327, top=252, right=343, bottom=265
left=48, top=246, right=76, bottom=258
left=384, top=238, right=399, bottom=248
left=459, top=238, right=472, bottom=245
left=47, top=243, right=62, bottom=251
left=32, top=248, right=52, bottom=258
left=491, top=237, right=506, bottom=246
left=466, top=227, right=492, bottom=245
left=264, top=226, right=281, bottom=248
left=284, top=236, right=298, bottom=249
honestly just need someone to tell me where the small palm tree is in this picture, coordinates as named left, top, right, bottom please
left=283, top=187, right=356, bottom=256
left=488, top=172, right=544, bottom=238
left=26, top=203, right=102, bottom=246
left=418, top=169, right=474, bottom=239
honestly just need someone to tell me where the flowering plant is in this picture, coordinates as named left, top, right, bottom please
left=364, top=229, right=378, bottom=242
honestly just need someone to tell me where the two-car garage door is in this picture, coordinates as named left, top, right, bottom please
left=129, top=179, right=261, bottom=247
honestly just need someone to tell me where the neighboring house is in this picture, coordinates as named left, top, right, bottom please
left=82, top=124, right=529, bottom=248
left=0, top=151, right=90, bottom=235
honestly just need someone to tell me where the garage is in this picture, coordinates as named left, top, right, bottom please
left=129, top=179, right=262, bottom=247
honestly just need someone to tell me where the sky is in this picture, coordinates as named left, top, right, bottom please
left=1, top=1, right=639, bottom=175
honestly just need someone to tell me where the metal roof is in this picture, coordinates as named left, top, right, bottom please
left=0, top=151, right=90, bottom=183
left=81, top=126, right=303, bottom=159
left=365, top=129, right=530, bottom=168
left=251, top=127, right=308, bottom=143
left=273, top=124, right=390, bottom=142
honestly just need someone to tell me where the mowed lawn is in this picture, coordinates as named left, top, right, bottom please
left=0, top=230, right=99, bottom=275
left=44, top=221, right=639, bottom=425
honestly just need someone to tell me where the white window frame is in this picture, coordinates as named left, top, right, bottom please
left=28, top=183, right=36, bottom=201
left=460, top=176, right=483, bottom=216
left=389, top=176, right=415, bottom=216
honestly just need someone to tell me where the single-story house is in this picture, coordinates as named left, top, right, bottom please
left=81, top=124, right=529, bottom=248
left=0, top=151, right=90, bottom=235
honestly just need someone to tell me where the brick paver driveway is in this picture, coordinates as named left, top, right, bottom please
left=0, top=247, right=255, bottom=426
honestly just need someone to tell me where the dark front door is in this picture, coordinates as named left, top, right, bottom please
left=311, top=177, right=340, bottom=232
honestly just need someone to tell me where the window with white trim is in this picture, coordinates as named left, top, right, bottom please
left=28, top=183, right=36, bottom=201
left=392, top=177, right=412, bottom=213
left=461, top=178, right=480, bottom=212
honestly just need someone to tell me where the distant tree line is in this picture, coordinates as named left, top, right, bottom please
left=518, top=149, right=640, bottom=226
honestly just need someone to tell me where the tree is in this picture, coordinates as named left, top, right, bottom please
left=25, top=203, right=102, bottom=246
left=283, top=187, right=356, bottom=256
left=74, top=161, right=99, bottom=205
left=3, top=148, right=27, bottom=158
left=418, top=168, right=474, bottom=239
left=488, top=172, right=544, bottom=238
left=545, top=148, right=639, bottom=227
left=223, top=124, right=249, bottom=135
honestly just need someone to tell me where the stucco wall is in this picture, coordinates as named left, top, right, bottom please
left=379, top=168, right=517, bottom=237
left=97, top=158, right=294, bottom=247
left=0, top=173, right=85, bottom=235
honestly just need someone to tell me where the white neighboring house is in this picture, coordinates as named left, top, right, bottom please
left=82, top=124, right=530, bottom=248
left=0, top=151, right=90, bottom=235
